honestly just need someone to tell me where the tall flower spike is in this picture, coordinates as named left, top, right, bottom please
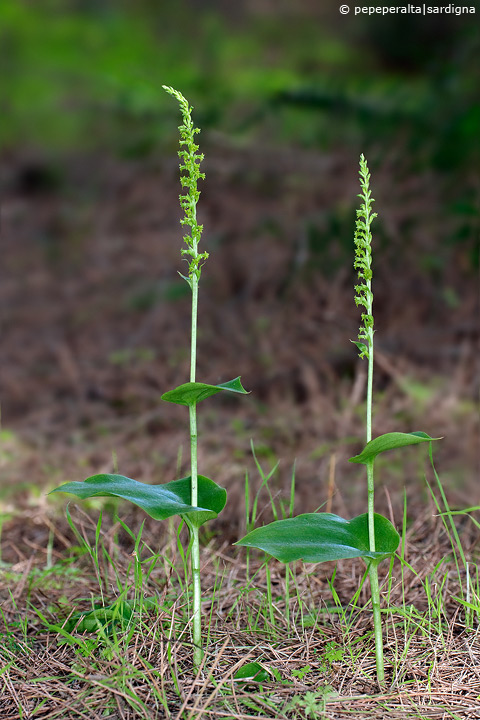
left=354, top=154, right=377, bottom=359
left=163, top=85, right=208, bottom=283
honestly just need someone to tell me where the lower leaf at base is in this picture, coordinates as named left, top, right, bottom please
left=51, top=473, right=227, bottom=527
left=236, top=512, right=399, bottom=563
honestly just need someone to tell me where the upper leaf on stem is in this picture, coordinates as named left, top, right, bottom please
left=162, top=377, right=249, bottom=406
left=349, top=431, right=441, bottom=465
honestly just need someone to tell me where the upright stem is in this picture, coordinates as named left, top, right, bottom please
left=368, top=559, right=384, bottom=684
left=366, top=330, right=384, bottom=685
left=366, top=324, right=375, bottom=545
left=190, top=279, right=198, bottom=385
left=189, top=274, right=203, bottom=669
left=366, top=334, right=373, bottom=443
left=163, top=86, right=208, bottom=672
left=355, top=155, right=384, bottom=686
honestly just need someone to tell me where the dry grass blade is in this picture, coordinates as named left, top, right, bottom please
left=1, top=517, right=480, bottom=718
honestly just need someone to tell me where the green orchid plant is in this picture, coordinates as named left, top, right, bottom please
left=51, top=86, right=248, bottom=669
left=237, top=155, right=440, bottom=686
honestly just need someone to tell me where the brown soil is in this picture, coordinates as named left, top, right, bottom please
left=0, top=139, right=479, bottom=716
left=1, top=142, right=478, bottom=535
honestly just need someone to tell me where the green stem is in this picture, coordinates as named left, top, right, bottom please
left=366, top=325, right=384, bottom=685
left=189, top=274, right=203, bottom=669
left=366, top=335, right=375, bottom=550
left=367, top=459, right=375, bottom=548
left=164, top=85, right=207, bottom=671
left=190, top=279, right=198, bottom=385
left=189, top=404, right=202, bottom=668
left=366, top=330, right=375, bottom=549
left=284, top=564, right=290, bottom=629
left=355, top=155, right=384, bottom=685
left=368, top=561, right=384, bottom=684
left=366, top=329, right=373, bottom=444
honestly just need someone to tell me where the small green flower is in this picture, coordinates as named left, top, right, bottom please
left=354, top=154, right=377, bottom=359
left=163, top=85, right=208, bottom=283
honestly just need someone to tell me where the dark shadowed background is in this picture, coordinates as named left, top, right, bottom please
left=1, top=0, right=478, bottom=548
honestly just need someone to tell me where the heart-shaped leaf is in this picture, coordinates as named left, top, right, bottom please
left=236, top=512, right=399, bottom=563
left=50, top=474, right=226, bottom=527
left=161, top=377, right=248, bottom=406
left=349, top=431, right=441, bottom=465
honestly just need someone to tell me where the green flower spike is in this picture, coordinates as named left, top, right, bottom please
left=163, top=85, right=208, bottom=284
left=353, top=154, right=377, bottom=360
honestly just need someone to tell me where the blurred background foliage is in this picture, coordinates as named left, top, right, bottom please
left=1, top=0, right=478, bottom=168
left=0, top=0, right=478, bottom=512
left=2, top=0, right=478, bottom=269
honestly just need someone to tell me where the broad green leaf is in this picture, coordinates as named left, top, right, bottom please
left=64, top=601, right=133, bottom=633
left=161, top=377, right=248, bottom=406
left=236, top=512, right=399, bottom=563
left=234, top=662, right=271, bottom=683
left=349, top=431, right=440, bottom=465
left=175, top=475, right=227, bottom=528
left=51, top=474, right=226, bottom=526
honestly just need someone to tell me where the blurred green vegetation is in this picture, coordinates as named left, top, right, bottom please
left=2, top=0, right=478, bottom=285
left=1, top=0, right=478, bottom=172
